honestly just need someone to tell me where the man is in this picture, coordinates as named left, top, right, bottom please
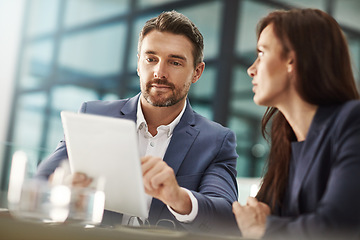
left=36, top=10, right=239, bottom=234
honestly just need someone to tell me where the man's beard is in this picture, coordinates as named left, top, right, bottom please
left=142, top=79, right=190, bottom=107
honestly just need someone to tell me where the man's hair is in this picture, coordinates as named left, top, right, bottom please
left=138, top=10, right=204, bottom=68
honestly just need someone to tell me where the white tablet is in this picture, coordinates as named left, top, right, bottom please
left=61, top=111, right=148, bottom=219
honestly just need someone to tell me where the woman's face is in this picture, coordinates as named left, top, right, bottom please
left=247, top=24, right=295, bottom=107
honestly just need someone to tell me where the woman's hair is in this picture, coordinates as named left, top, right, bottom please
left=255, top=8, right=360, bottom=209
left=138, top=10, right=204, bottom=68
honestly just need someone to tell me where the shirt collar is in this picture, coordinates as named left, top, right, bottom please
left=136, top=94, right=187, bottom=137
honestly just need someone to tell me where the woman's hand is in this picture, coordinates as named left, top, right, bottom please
left=232, top=197, right=270, bottom=239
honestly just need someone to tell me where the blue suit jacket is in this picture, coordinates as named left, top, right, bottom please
left=265, top=100, right=360, bottom=239
left=36, top=94, right=240, bottom=234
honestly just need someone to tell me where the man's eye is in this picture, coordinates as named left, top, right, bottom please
left=146, top=58, right=155, bottom=62
left=172, top=61, right=181, bottom=66
left=258, top=51, right=264, bottom=57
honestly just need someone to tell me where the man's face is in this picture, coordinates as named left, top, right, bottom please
left=137, top=30, right=202, bottom=107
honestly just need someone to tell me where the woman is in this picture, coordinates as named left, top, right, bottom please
left=232, top=8, right=360, bottom=239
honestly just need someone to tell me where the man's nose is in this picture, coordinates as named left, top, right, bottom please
left=154, top=61, right=168, bottom=79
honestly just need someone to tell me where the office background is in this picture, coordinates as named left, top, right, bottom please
left=0, top=0, right=359, bottom=191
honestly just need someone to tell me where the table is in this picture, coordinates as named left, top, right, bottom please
left=0, top=210, right=244, bottom=240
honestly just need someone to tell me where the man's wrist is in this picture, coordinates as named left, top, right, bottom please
left=167, top=188, right=198, bottom=223
left=169, top=187, right=192, bottom=215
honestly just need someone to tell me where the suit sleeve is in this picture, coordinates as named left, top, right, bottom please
left=34, top=102, right=88, bottom=180
left=180, top=129, right=241, bottom=235
left=264, top=105, right=360, bottom=240
left=34, top=140, right=68, bottom=180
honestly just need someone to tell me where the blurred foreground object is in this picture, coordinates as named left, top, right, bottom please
left=7, top=151, right=105, bottom=225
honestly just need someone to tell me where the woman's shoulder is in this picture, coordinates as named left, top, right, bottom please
left=331, top=100, right=360, bottom=135
left=337, top=100, right=360, bottom=118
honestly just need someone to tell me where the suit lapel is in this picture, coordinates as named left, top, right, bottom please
left=148, top=99, right=199, bottom=222
left=290, top=131, right=323, bottom=213
left=163, top=118, right=199, bottom=174
left=118, top=93, right=140, bottom=121
left=290, top=105, right=337, bottom=213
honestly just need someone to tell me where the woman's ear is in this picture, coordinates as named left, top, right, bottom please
left=287, top=51, right=295, bottom=73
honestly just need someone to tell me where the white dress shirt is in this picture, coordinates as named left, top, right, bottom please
left=136, top=96, right=198, bottom=223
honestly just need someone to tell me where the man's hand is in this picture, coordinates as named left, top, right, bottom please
left=232, top=197, right=270, bottom=239
left=70, top=172, right=93, bottom=187
left=141, top=156, right=191, bottom=215
left=49, top=172, right=92, bottom=187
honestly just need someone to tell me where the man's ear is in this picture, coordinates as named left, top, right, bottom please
left=137, top=54, right=140, bottom=76
left=192, top=62, right=205, bottom=83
